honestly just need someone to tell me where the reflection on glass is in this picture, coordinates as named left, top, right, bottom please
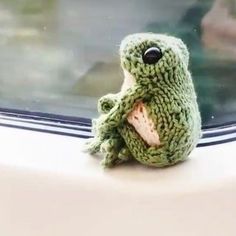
left=0, top=0, right=235, bottom=126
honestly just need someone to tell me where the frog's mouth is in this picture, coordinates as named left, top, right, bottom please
left=121, top=68, right=161, bottom=147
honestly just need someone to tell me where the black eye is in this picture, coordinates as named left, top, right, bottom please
left=142, top=47, right=162, bottom=65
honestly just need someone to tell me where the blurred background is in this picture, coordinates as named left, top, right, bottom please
left=0, top=0, right=235, bottom=126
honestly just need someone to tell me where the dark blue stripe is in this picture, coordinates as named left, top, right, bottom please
left=0, top=122, right=93, bottom=139
left=0, top=117, right=92, bottom=132
left=197, top=137, right=236, bottom=147
left=202, top=126, right=236, bottom=138
left=0, top=107, right=92, bottom=127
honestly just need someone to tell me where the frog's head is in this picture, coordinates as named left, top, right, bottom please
left=120, top=33, right=189, bottom=87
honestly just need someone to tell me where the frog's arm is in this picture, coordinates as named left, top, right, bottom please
left=97, top=84, right=150, bottom=138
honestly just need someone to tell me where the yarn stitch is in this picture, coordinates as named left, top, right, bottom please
left=86, top=33, right=201, bottom=167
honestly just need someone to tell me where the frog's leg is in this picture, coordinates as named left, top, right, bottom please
left=118, top=123, right=174, bottom=167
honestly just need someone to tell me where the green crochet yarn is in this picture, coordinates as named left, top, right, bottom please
left=86, top=33, right=201, bottom=168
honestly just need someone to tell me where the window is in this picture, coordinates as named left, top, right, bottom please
left=0, top=0, right=235, bottom=127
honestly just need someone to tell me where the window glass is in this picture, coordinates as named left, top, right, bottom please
left=0, top=0, right=235, bottom=126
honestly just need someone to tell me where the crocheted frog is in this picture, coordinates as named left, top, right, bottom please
left=86, top=33, right=201, bottom=167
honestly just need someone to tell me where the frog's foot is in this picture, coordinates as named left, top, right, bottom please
left=100, top=138, right=132, bottom=168
left=118, top=147, right=133, bottom=161
left=100, top=139, right=119, bottom=167
left=101, top=149, right=133, bottom=168
left=84, top=138, right=102, bottom=154
left=101, top=152, right=124, bottom=167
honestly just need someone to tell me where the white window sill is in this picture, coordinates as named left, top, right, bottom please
left=0, top=125, right=235, bottom=236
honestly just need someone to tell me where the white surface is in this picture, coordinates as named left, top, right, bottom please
left=0, top=126, right=236, bottom=236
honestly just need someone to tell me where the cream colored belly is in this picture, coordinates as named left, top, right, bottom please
left=127, top=102, right=160, bottom=147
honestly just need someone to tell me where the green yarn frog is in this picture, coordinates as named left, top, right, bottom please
left=86, top=33, right=201, bottom=168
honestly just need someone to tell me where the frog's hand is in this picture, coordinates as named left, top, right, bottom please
left=97, top=93, right=119, bottom=114
left=118, top=123, right=188, bottom=167
left=97, top=85, right=150, bottom=138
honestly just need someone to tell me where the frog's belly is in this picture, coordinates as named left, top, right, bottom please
left=127, top=102, right=160, bottom=147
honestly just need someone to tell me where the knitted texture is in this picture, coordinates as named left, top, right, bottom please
left=85, top=33, right=201, bottom=168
